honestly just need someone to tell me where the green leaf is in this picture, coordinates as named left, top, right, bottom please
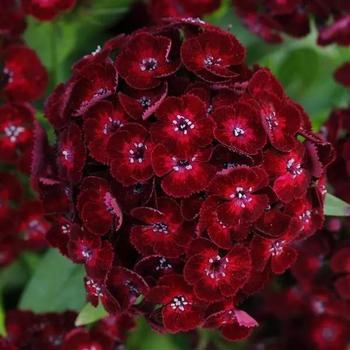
left=324, top=193, right=350, bottom=217
left=75, top=303, right=108, bottom=326
left=19, top=249, right=85, bottom=312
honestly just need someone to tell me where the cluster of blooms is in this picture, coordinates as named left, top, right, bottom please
left=35, top=18, right=335, bottom=340
left=0, top=309, right=134, bottom=349
left=232, top=0, right=350, bottom=45
left=0, top=1, right=60, bottom=266
left=248, top=227, right=350, bottom=350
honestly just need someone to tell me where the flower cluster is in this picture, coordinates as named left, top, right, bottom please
left=37, top=19, right=333, bottom=340
left=0, top=309, right=134, bottom=349
left=0, top=1, right=50, bottom=267
left=249, top=228, right=350, bottom=350
left=233, top=0, right=350, bottom=45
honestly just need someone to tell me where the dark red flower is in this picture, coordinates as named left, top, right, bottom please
left=181, top=30, right=245, bottom=82
left=152, top=144, right=216, bottom=197
left=106, top=266, right=149, bottom=310
left=57, top=123, right=86, bottom=183
left=24, top=0, right=76, bottom=21
left=68, top=224, right=114, bottom=279
left=247, top=69, right=301, bottom=152
left=208, top=166, right=269, bottom=226
left=184, top=239, right=251, bottom=301
left=204, top=306, right=258, bottom=341
left=83, top=100, right=129, bottom=164
left=44, top=81, right=74, bottom=130
left=213, top=102, right=266, bottom=155
left=17, top=200, right=50, bottom=249
left=2, top=45, right=48, bottom=102
left=70, top=59, right=118, bottom=117
left=130, top=197, right=191, bottom=257
left=286, top=195, right=324, bottom=237
left=151, top=94, right=213, bottom=153
left=198, top=196, right=249, bottom=249
left=116, top=32, right=180, bottom=89
left=84, top=276, right=120, bottom=314
left=264, top=142, right=311, bottom=202
left=134, top=255, right=180, bottom=282
left=108, top=123, right=154, bottom=186
left=147, top=274, right=206, bottom=333
left=250, top=219, right=302, bottom=274
left=77, top=176, right=123, bottom=235
left=46, top=217, right=73, bottom=256
left=0, top=103, right=34, bottom=165
left=62, top=328, right=114, bottom=350
left=118, top=83, right=168, bottom=120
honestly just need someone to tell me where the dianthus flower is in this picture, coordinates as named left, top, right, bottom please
left=37, top=19, right=333, bottom=340
left=0, top=44, right=48, bottom=102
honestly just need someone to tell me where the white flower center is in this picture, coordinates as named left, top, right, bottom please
left=156, top=257, right=172, bottom=271
left=4, top=125, right=25, bottom=143
left=230, top=186, right=253, bottom=208
left=170, top=296, right=189, bottom=311
left=203, top=56, right=222, bottom=66
left=266, top=112, right=279, bottom=129
left=129, top=142, right=147, bottom=164
left=140, top=58, right=158, bottom=72
left=233, top=127, right=245, bottom=137
left=287, top=158, right=303, bottom=177
left=269, top=240, right=285, bottom=256
left=172, top=115, right=195, bottom=135
left=299, top=209, right=312, bottom=223
left=205, top=255, right=229, bottom=279
left=152, top=222, right=168, bottom=234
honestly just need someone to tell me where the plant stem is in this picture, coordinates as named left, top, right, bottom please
left=196, top=329, right=209, bottom=350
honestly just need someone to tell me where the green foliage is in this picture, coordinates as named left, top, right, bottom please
left=19, top=249, right=85, bottom=312
left=324, top=193, right=350, bottom=217
left=75, top=303, right=108, bottom=326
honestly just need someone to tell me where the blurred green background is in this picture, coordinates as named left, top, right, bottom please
left=1, top=0, right=349, bottom=349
